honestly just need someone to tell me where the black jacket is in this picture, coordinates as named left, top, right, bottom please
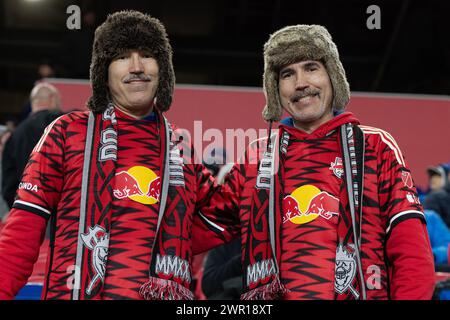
left=424, top=183, right=450, bottom=228
left=1, top=110, right=62, bottom=208
left=202, top=237, right=242, bottom=299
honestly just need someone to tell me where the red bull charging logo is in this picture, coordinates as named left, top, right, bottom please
left=283, top=185, right=340, bottom=224
left=113, top=166, right=160, bottom=205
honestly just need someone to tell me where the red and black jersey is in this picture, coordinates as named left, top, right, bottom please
left=279, top=123, right=343, bottom=300
left=7, top=111, right=88, bottom=299
left=194, top=112, right=434, bottom=300
left=102, top=109, right=160, bottom=300
left=0, top=107, right=235, bottom=300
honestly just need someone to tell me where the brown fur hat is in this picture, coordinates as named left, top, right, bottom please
left=87, top=10, right=174, bottom=113
left=262, top=25, right=350, bottom=122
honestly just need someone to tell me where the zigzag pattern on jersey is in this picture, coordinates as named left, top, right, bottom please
left=41, top=112, right=90, bottom=299
left=102, top=206, right=158, bottom=299
left=280, top=132, right=341, bottom=299
left=357, top=138, right=388, bottom=299
left=102, top=117, right=160, bottom=299
left=358, top=129, right=423, bottom=299
left=281, top=225, right=336, bottom=300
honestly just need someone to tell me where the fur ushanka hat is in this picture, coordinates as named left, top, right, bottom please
left=87, top=10, right=175, bottom=113
left=262, top=25, right=350, bottom=122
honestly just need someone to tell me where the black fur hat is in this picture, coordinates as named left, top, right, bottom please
left=87, top=10, right=175, bottom=113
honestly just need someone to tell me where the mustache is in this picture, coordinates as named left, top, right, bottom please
left=123, top=73, right=152, bottom=83
left=291, top=88, right=320, bottom=103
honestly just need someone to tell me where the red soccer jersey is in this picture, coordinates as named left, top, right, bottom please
left=280, top=124, right=343, bottom=299
left=101, top=109, right=161, bottom=300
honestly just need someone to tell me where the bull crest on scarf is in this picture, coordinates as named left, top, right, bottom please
left=334, top=243, right=358, bottom=298
left=81, top=225, right=109, bottom=295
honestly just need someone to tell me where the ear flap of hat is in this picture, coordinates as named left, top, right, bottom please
left=262, top=64, right=283, bottom=122
left=154, top=45, right=175, bottom=112
left=325, top=55, right=350, bottom=112
left=87, top=54, right=109, bottom=112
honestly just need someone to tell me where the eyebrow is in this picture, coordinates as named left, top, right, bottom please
left=279, top=61, right=321, bottom=75
left=139, top=49, right=154, bottom=56
left=113, top=49, right=154, bottom=58
left=303, top=61, right=321, bottom=69
left=279, top=66, right=294, bottom=75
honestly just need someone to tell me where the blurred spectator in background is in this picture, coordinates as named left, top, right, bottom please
left=426, top=209, right=450, bottom=301
left=203, top=147, right=227, bottom=177
left=425, top=162, right=450, bottom=228
left=37, top=62, right=55, bottom=79
left=193, top=147, right=233, bottom=299
left=0, top=127, right=12, bottom=224
left=203, top=147, right=233, bottom=184
left=2, top=117, right=17, bottom=132
left=202, top=237, right=242, bottom=300
left=20, top=60, right=57, bottom=122
left=424, top=210, right=450, bottom=268
left=1, top=83, right=62, bottom=209
left=200, top=148, right=240, bottom=300
left=427, top=164, right=449, bottom=193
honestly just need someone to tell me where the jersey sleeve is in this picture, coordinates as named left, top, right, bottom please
left=0, top=208, right=47, bottom=299
left=363, top=128, right=434, bottom=299
left=386, top=219, right=435, bottom=299
left=11, top=117, right=64, bottom=220
left=374, top=130, right=425, bottom=238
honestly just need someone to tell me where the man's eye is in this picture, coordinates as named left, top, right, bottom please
left=280, top=71, right=293, bottom=79
left=306, top=65, right=318, bottom=72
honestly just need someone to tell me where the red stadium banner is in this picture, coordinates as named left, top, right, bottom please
left=46, top=78, right=450, bottom=189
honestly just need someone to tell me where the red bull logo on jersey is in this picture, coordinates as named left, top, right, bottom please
left=283, top=185, right=340, bottom=225
left=113, top=166, right=160, bottom=205
left=330, top=157, right=344, bottom=179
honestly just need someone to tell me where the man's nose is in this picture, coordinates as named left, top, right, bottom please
left=129, top=52, right=144, bottom=73
left=294, top=71, right=309, bottom=91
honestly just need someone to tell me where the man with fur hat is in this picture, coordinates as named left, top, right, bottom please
left=193, top=25, right=435, bottom=300
left=0, top=10, right=238, bottom=300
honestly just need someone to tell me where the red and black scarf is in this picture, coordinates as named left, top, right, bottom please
left=241, top=123, right=367, bottom=300
left=73, top=105, right=193, bottom=300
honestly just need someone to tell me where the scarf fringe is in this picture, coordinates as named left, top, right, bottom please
left=139, top=277, right=194, bottom=300
left=241, top=276, right=289, bottom=300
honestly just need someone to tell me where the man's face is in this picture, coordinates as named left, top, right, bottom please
left=108, top=50, right=159, bottom=118
left=278, top=60, right=333, bottom=132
